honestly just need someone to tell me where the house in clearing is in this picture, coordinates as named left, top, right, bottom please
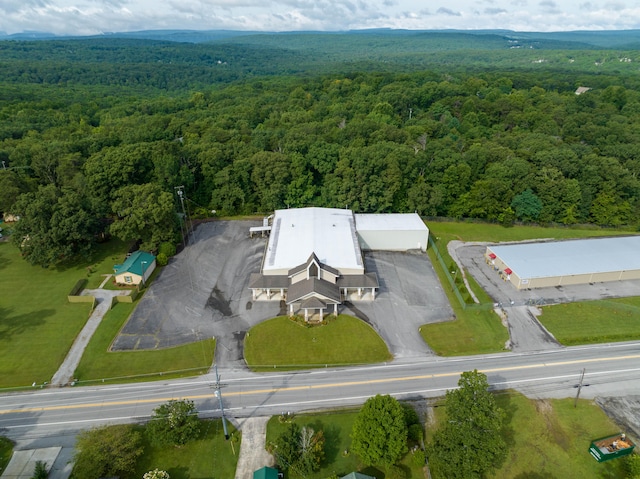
left=249, top=207, right=429, bottom=321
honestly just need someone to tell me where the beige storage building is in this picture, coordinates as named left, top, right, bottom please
left=486, top=236, right=640, bottom=290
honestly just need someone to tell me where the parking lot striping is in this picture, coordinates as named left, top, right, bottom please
left=2, top=353, right=640, bottom=416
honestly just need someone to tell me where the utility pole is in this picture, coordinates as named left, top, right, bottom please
left=213, top=364, right=229, bottom=440
left=175, top=186, right=188, bottom=244
left=175, top=185, right=195, bottom=294
left=574, top=368, right=587, bottom=407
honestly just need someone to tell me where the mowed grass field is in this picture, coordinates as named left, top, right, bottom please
left=0, top=242, right=97, bottom=388
left=131, top=420, right=239, bottom=479
left=428, top=393, right=628, bottom=479
left=74, top=301, right=214, bottom=383
left=244, top=315, right=392, bottom=371
left=538, top=298, right=640, bottom=345
left=420, top=221, right=638, bottom=355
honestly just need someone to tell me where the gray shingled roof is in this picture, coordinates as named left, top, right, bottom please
left=248, top=273, right=289, bottom=289
left=300, top=297, right=328, bottom=309
left=286, top=277, right=341, bottom=304
left=337, top=273, right=379, bottom=288
left=288, top=252, right=340, bottom=277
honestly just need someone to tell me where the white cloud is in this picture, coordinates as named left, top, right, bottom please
left=0, top=0, right=638, bottom=35
left=437, top=6, right=462, bottom=15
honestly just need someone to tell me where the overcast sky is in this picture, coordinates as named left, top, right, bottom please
left=1, top=0, right=639, bottom=36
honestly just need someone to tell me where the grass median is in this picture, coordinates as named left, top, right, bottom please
left=74, top=301, right=214, bottom=384
left=244, top=315, right=392, bottom=371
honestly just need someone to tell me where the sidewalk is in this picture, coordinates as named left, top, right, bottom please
left=233, top=417, right=274, bottom=479
left=1, top=447, right=61, bottom=479
left=51, top=287, right=131, bottom=387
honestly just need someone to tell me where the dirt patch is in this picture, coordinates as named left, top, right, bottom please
left=535, top=399, right=570, bottom=449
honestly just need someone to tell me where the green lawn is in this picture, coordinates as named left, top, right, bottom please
left=428, top=392, right=628, bottom=479
left=0, top=242, right=96, bottom=388
left=492, top=394, right=627, bottom=478
left=131, top=420, right=239, bottom=479
left=74, top=301, right=215, bottom=383
left=420, top=245, right=509, bottom=356
left=538, top=298, right=640, bottom=345
left=266, top=410, right=425, bottom=479
left=0, top=436, right=13, bottom=475
left=428, top=220, right=631, bottom=244
left=244, top=315, right=392, bottom=371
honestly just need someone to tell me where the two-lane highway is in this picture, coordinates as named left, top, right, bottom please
left=2, top=342, right=640, bottom=441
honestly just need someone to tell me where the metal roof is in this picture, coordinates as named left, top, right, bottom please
left=264, top=207, right=363, bottom=274
left=113, top=250, right=155, bottom=276
left=489, top=236, right=640, bottom=279
left=355, top=212, right=427, bottom=231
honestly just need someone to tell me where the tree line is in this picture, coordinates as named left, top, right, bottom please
left=2, top=61, right=640, bottom=266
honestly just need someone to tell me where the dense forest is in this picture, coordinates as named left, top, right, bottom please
left=1, top=32, right=639, bottom=266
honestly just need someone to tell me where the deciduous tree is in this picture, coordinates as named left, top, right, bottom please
left=351, top=394, right=408, bottom=468
left=72, top=424, right=143, bottom=479
left=110, top=183, right=177, bottom=250
left=11, top=185, right=99, bottom=266
left=146, top=399, right=200, bottom=447
left=427, top=370, right=506, bottom=479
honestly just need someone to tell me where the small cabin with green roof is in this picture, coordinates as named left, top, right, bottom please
left=113, top=250, right=156, bottom=286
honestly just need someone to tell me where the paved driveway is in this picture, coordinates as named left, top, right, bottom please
left=345, top=251, right=453, bottom=358
left=112, top=221, right=454, bottom=366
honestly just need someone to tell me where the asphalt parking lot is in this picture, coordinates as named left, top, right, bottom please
left=112, top=220, right=454, bottom=367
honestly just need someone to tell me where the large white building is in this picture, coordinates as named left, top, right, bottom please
left=249, top=207, right=429, bottom=320
left=486, top=236, right=640, bottom=289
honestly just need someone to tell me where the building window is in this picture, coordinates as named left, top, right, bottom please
left=125, top=276, right=132, bottom=283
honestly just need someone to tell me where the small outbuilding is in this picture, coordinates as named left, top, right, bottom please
left=486, top=236, right=640, bottom=289
left=253, top=466, right=280, bottom=479
left=113, top=250, right=156, bottom=286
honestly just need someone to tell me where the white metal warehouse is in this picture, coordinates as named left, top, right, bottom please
left=486, top=236, right=640, bottom=289
left=355, top=213, right=429, bottom=252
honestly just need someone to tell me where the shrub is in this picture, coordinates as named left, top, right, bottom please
left=156, top=253, right=168, bottom=266
left=158, top=242, right=176, bottom=257
left=402, top=403, right=420, bottom=427
left=31, top=460, right=48, bottom=479
left=408, top=424, right=423, bottom=443
left=143, top=469, right=170, bottom=479
left=146, top=399, right=200, bottom=447
left=412, top=448, right=426, bottom=467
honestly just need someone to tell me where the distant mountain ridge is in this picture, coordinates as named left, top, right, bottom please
left=1, top=28, right=640, bottom=49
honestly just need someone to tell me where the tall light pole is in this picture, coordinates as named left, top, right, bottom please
left=141, top=261, right=148, bottom=287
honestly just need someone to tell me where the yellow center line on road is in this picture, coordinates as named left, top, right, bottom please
left=2, top=353, right=639, bottom=415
